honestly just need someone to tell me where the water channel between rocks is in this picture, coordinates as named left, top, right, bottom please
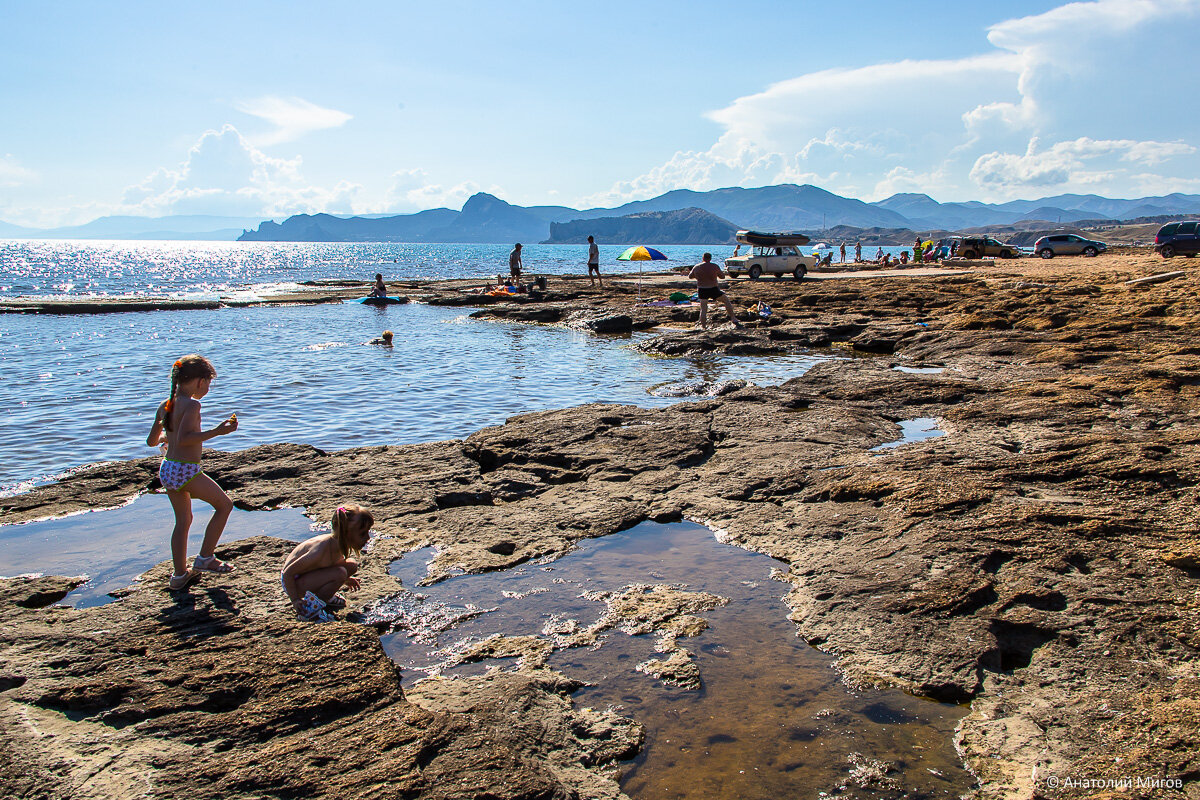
left=377, top=521, right=974, bottom=799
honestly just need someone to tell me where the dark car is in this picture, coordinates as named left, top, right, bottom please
left=956, top=236, right=1019, bottom=259
left=1155, top=221, right=1200, bottom=258
left=1033, top=233, right=1107, bottom=259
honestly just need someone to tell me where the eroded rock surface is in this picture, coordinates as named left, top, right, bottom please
left=3, top=252, right=1199, bottom=798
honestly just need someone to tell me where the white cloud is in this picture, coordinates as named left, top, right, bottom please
left=970, top=136, right=1198, bottom=191
left=119, top=124, right=361, bottom=218
left=235, top=96, right=353, bottom=146
left=383, top=169, right=483, bottom=212
left=592, top=0, right=1200, bottom=204
left=0, top=155, right=37, bottom=188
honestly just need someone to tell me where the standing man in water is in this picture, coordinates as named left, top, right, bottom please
left=586, top=235, right=602, bottom=287
left=688, top=253, right=743, bottom=330
left=508, top=243, right=523, bottom=285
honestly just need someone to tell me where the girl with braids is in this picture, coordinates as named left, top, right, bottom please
left=280, top=505, right=373, bottom=621
left=146, top=354, right=239, bottom=591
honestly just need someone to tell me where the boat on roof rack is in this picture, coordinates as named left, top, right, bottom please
left=726, top=230, right=815, bottom=281
left=735, top=230, right=812, bottom=247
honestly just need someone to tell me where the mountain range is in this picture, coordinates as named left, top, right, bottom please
left=3, top=185, right=1199, bottom=243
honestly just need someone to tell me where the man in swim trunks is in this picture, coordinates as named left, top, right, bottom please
left=509, top=243, right=523, bottom=284
left=688, top=253, right=743, bottom=330
left=586, top=235, right=602, bottom=286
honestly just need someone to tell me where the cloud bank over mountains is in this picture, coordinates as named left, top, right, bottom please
left=587, top=0, right=1200, bottom=206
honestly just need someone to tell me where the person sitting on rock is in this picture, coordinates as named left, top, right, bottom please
left=281, top=505, right=373, bottom=621
left=370, top=274, right=387, bottom=298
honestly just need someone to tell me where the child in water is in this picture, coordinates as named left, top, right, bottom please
left=146, top=355, right=239, bottom=590
left=368, top=330, right=393, bottom=346
left=280, top=505, right=373, bottom=621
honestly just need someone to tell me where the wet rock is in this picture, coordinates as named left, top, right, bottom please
left=0, top=574, right=88, bottom=608
left=648, top=378, right=749, bottom=398
left=564, top=310, right=633, bottom=334
left=636, top=649, right=701, bottom=690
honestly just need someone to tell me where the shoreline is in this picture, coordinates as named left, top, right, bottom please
left=2, top=250, right=1198, bottom=798
left=0, top=262, right=975, bottom=315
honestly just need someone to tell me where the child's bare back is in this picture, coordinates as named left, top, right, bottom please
left=281, top=506, right=373, bottom=620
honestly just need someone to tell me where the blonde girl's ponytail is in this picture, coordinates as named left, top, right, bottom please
left=331, top=504, right=373, bottom=557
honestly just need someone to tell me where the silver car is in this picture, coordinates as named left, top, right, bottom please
left=1034, top=233, right=1107, bottom=259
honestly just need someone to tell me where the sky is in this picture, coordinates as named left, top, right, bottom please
left=2, top=0, right=1199, bottom=227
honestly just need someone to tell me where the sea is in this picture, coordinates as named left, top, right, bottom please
left=0, top=239, right=855, bottom=497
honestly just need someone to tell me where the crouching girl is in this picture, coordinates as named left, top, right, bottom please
left=281, top=504, right=373, bottom=621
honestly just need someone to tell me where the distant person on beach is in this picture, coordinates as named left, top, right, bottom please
left=586, top=235, right=602, bottom=286
left=145, top=354, right=238, bottom=591
left=281, top=504, right=374, bottom=621
left=369, top=330, right=393, bottom=346
left=839, top=242, right=846, bottom=263
left=855, top=242, right=862, bottom=262
left=688, top=253, right=743, bottom=330
left=370, top=273, right=387, bottom=298
left=875, top=247, right=885, bottom=262
left=509, top=243, right=523, bottom=283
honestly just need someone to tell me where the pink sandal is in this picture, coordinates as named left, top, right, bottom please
left=169, top=570, right=201, bottom=591
left=193, top=554, right=234, bottom=574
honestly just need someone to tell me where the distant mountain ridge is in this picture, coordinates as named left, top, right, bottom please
left=238, top=186, right=1200, bottom=244
left=544, top=208, right=739, bottom=244
left=5, top=186, right=1200, bottom=243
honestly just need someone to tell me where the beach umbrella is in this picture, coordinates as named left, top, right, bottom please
left=616, top=246, right=668, bottom=262
left=616, top=246, right=668, bottom=301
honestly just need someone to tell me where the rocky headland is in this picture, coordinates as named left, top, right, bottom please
left=2, top=251, right=1198, bottom=799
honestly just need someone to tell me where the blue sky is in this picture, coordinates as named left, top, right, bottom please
left=2, top=0, right=1198, bottom=226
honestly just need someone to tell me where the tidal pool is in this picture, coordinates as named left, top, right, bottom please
left=871, top=417, right=947, bottom=452
left=379, top=521, right=974, bottom=799
left=0, top=494, right=313, bottom=606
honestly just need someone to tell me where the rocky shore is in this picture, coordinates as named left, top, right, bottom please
left=2, top=251, right=1198, bottom=799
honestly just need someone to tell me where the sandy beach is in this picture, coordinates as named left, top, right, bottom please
left=2, top=248, right=1198, bottom=799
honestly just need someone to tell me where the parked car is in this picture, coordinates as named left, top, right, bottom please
left=1155, top=221, right=1200, bottom=258
left=724, top=230, right=815, bottom=281
left=1033, top=233, right=1108, bottom=259
left=956, top=236, right=1020, bottom=259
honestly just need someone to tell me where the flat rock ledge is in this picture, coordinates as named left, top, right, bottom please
left=3, top=254, right=1200, bottom=799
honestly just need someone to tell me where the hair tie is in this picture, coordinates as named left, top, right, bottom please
left=173, top=359, right=182, bottom=368
left=337, top=506, right=346, bottom=513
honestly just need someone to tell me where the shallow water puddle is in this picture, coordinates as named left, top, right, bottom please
left=871, top=417, right=947, bottom=452
left=379, top=521, right=973, bottom=799
left=892, top=365, right=946, bottom=374
left=0, top=494, right=313, bottom=607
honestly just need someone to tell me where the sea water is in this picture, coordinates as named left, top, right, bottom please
left=0, top=240, right=823, bottom=496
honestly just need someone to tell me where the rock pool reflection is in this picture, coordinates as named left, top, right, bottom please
left=0, top=494, right=313, bottom=607
left=379, top=521, right=974, bottom=799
